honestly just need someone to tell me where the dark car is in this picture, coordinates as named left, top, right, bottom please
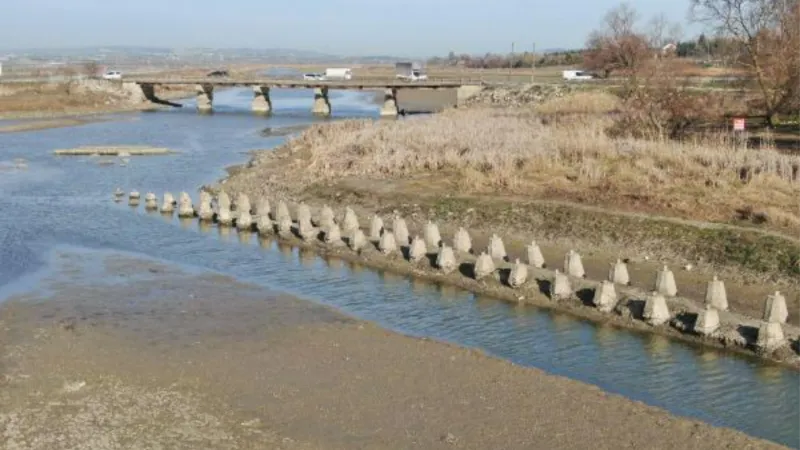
left=207, top=70, right=230, bottom=78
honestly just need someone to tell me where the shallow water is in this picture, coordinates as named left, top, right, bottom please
left=0, top=87, right=797, bottom=448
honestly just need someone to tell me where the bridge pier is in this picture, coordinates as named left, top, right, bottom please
left=195, top=84, right=214, bottom=113
left=252, top=86, right=272, bottom=115
left=379, top=88, right=399, bottom=118
left=312, top=87, right=331, bottom=117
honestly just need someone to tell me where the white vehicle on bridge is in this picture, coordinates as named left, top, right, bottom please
left=102, top=70, right=123, bottom=80
left=396, top=62, right=428, bottom=82
left=324, top=68, right=352, bottom=80
left=303, top=73, right=325, bottom=81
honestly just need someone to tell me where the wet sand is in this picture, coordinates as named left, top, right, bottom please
left=0, top=250, right=786, bottom=449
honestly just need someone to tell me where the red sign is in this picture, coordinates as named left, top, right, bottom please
left=733, top=118, right=746, bottom=131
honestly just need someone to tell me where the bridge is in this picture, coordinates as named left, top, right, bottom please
left=124, top=77, right=486, bottom=117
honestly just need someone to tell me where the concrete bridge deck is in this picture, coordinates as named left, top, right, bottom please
left=126, top=77, right=486, bottom=89
left=126, top=77, right=485, bottom=116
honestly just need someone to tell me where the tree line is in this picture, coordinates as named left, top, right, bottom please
left=430, top=0, right=798, bottom=128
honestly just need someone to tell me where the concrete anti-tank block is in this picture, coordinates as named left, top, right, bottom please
left=256, top=215, right=273, bottom=235
left=608, top=259, right=630, bottom=285
left=217, top=208, right=233, bottom=226
left=237, top=211, right=253, bottom=231
left=508, top=259, right=528, bottom=288
left=756, top=321, right=786, bottom=352
left=408, top=236, right=427, bottom=262
left=763, top=291, right=788, bottom=324
left=178, top=192, right=194, bottom=218
left=342, top=207, right=360, bottom=234
left=276, top=201, right=291, bottom=223
left=217, top=191, right=231, bottom=212
left=128, top=191, right=140, bottom=206
left=144, top=192, right=158, bottom=210
left=256, top=198, right=271, bottom=218
left=160, top=192, right=175, bottom=213
left=277, top=215, right=293, bottom=238
left=563, top=250, right=585, bottom=278
left=643, top=292, right=671, bottom=326
left=296, top=202, right=311, bottom=225
left=369, top=215, right=384, bottom=241
left=378, top=231, right=397, bottom=255
left=324, top=223, right=343, bottom=245
left=550, top=270, right=572, bottom=300
left=349, top=229, right=367, bottom=251
left=297, top=217, right=316, bottom=241
left=526, top=241, right=545, bottom=268
left=474, top=252, right=495, bottom=280
left=393, top=216, right=409, bottom=246
left=488, top=234, right=507, bottom=261
left=114, top=187, right=125, bottom=198
left=654, top=266, right=678, bottom=297
left=453, top=227, right=472, bottom=254
left=694, top=305, right=720, bottom=336
left=704, top=276, right=728, bottom=311
left=436, top=245, right=457, bottom=274
left=235, top=193, right=251, bottom=217
left=197, top=191, right=214, bottom=221
left=424, top=221, right=442, bottom=249
left=319, top=205, right=335, bottom=227
left=593, top=281, right=618, bottom=313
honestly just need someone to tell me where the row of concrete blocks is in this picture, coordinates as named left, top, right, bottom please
left=119, top=189, right=792, bottom=353
left=191, top=84, right=400, bottom=117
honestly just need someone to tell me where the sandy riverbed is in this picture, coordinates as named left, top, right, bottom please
left=0, top=250, right=786, bottom=449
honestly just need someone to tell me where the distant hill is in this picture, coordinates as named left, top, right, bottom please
left=0, top=46, right=410, bottom=65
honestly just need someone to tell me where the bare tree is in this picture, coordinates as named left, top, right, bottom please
left=82, top=61, right=100, bottom=78
left=648, top=13, right=683, bottom=49
left=583, top=3, right=652, bottom=77
left=691, top=0, right=800, bottom=126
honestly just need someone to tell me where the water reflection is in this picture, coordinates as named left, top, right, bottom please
left=298, top=247, right=317, bottom=268
left=323, top=256, right=344, bottom=271
left=258, top=236, right=274, bottom=250
left=237, top=231, right=254, bottom=246
left=593, top=323, right=617, bottom=348
left=217, top=225, right=232, bottom=242
left=277, top=241, right=293, bottom=258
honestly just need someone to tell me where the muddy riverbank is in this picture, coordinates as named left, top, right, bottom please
left=0, top=250, right=788, bottom=449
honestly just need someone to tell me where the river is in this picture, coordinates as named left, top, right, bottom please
left=0, top=86, right=798, bottom=448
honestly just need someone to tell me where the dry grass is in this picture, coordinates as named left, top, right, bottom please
left=535, top=90, right=621, bottom=115
left=284, top=92, right=799, bottom=229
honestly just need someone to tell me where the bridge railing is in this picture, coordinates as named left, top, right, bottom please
left=124, top=76, right=492, bottom=86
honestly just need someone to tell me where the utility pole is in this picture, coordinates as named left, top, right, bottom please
left=531, top=43, right=536, bottom=84
left=509, top=42, right=515, bottom=82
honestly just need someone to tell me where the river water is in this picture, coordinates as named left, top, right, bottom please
left=0, top=87, right=798, bottom=448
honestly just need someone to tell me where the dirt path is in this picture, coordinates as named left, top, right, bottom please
left=0, top=251, right=787, bottom=449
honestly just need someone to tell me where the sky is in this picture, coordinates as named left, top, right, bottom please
left=1, top=0, right=701, bottom=57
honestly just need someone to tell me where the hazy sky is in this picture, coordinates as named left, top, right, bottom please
left=2, top=0, right=699, bottom=56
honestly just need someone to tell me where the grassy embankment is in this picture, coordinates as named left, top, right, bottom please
left=222, top=89, right=799, bottom=323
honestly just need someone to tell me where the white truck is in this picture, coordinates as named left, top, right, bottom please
left=395, top=62, right=428, bottom=82
left=324, top=68, right=352, bottom=80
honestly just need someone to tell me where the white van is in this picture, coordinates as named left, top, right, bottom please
left=562, top=70, right=594, bottom=81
